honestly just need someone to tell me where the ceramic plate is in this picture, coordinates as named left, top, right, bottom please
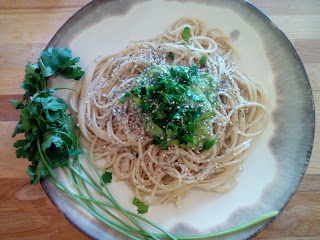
left=42, top=0, right=315, bottom=239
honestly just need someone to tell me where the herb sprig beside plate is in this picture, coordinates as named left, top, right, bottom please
left=12, top=47, right=84, bottom=185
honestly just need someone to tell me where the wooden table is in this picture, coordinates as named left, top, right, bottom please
left=0, top=0, right=319, bottom=239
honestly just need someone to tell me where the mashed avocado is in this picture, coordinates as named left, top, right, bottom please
left=130, top=64, right=218, bottom=150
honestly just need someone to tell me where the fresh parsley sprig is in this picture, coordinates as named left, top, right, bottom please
left=12, top=47, right=84, bottom=185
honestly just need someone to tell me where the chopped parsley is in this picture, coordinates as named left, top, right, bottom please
left=203, top=138, right=220, bottom=150
left=168, top=52, right=174, bottom=60
left=126, top=64, right=219, bottom=150
left=101, top=171, right=113, bottom=184
left=119, top=91, right=130, bottom=103
left=199, top=55, right=208, bottom=65
left=182, top=27, right=191, bottom=42
left=133, top=197, right=149, bottom=214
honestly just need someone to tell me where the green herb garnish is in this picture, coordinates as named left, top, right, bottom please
left=153, top=135, right=169, bottom=150
left=12, top=47, right=84, bottom=185
left=133, top=197, right=149, bottom=214
left=199, top=55, right=208, bottom=65
left=101, top=171, right=112, bottom=184
left=129, top=64, right=219, bottom=150
left=119, top=91, right=130, bottom=103
left=182, top=27, right=191, bottom=42
left=168, top=52, right=175, bottom=60
left=203, top=138, right=220, bottom=150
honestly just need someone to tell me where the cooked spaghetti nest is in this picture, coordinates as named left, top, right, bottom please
left=69, top=17, right=269, bottom=205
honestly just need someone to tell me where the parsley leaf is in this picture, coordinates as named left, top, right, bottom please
left=40, top=47, right=84, bottom=80
left=119, top=91, right=130, bottom=103
left=20, top=47, right=84, bottom=99
left=21, top=63, right=42, bottom=96
left=69, top=149, right=82, bottom=157
left=42, top=132, right=64, bottom=151
left=101, top=171, right=113, bottom=185
left=168, top=52, right=174, bottom=60
left=203, top=138, right=220, bottom=150
left=133, top=197, right=149, bottom=214
left=10, top=99, right=24, bottom=109
left=199, top=56, right=208, bottom=65
left=182, top=27, right=191, bottom=42
left=152, top=135, right=168, bottom=150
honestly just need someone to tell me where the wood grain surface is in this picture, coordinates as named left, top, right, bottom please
left=0, top=0, right=319, bottom=239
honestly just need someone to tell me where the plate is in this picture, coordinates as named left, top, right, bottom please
left=42, top=0, right=315, bottom=239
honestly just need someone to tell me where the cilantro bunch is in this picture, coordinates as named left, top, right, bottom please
left=12, top=47, right=84, bottom=185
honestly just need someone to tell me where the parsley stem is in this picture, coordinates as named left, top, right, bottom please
left=71, top=164, right=142, bottom=236
left=79, top=147, right=177, bottom=240
left=59, top=166, right=170, bottom=238
left=53, top=169, right=144, bottom=235
left=69, top=161, right=178, bottom=239
left=71, top=157, right=169, bottom=239
left=48, top=175, right=142, bottom=240
left=37, top=140, right=141, bottom=240
left=84, top=162, right=162, bottom=240
left=61, top=166, right=80, bottom=187
left=164, top=211, right=279, bottom=240
left=67, top=163, right=114, bottom=203
left=47, top=130, right=78, bottom=146
left=54, top=87, right=79, bottom=92
left=38, top=58, right=47, bottom=91
left=77, top=176, right=143, bottom=234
